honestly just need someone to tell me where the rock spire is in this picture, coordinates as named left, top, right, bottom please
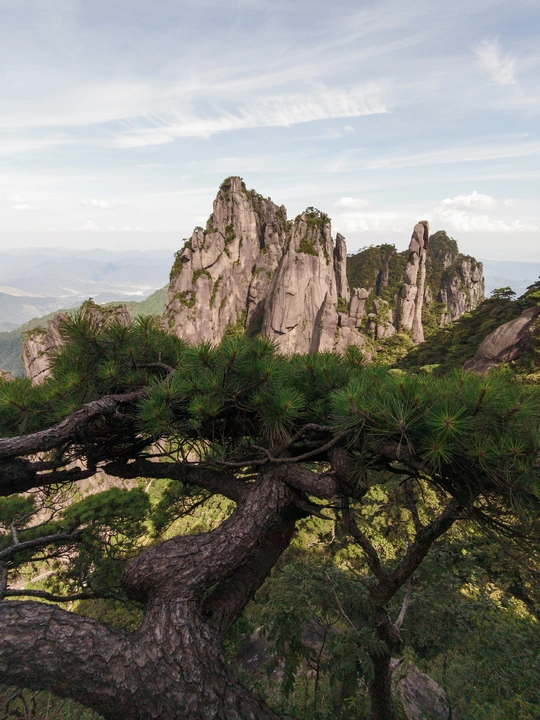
left=395, top=221, right=429, bottom=344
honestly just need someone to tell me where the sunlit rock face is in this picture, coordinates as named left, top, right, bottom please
left=463, top=306, right=540, bottom=373
left=165, top=178, right=365, bottom=354
left=395, top=221, right=430, bottom=344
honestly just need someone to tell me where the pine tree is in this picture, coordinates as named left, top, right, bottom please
left=1, top=314, right=540, bottom=719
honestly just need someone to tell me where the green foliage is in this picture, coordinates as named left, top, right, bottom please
left=225, top=223, right=237, bottom=244
left=0, top=495, right=35, bottom=529
left=4, top=320, right=540, bottom=718
left=429, top=230, right=458, bottom=261
left=173, top=290, right=196, bottom=308
left=209, top=275, right=222, bottom=308
left=0, top=288, right=168, bottom=377
left=0, top=685, right=103, bottom=720
left=491, top=286, right=517, bottom=301
left=297, top=237, right=318, bottom=256
left=170, top=241, right=192, bottom=279
left=346, top=244, right=402, bottom=301
left=192, top=268, right=212, bottom=283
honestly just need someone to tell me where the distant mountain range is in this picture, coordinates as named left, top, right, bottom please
left=480, top=259, right=540, bottom=298
left=0, top=247, right=174, bottom=328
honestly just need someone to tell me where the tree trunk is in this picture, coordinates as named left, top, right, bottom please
left=369, top=650, right=396, bottom=720
left=0, top=470, right=301, bottom=719
left=367, top=599, right=402, bottom=720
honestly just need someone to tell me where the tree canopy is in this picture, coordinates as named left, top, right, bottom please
left=1, top=312, right=540, bottom=719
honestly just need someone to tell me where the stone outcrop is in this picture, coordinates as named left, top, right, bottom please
left=165, top=179, right=365, bottom=354
left=429, top=230, right=484, bottom=325
left=0, top=369, right=14, bottom=383
left=347, top=231, right=484, bottom=342
left=391, top=659, right=459, bottom=720
left=395, top=221, right=429, bottom=344
left=439, top=257, right=485, bottom=324
left=463, top=306, right=540, bottom=373
left=349, top=288, right=369, bottom=328
left=23, top=301, right=131, bottom=385
left=23, top=312, right=68, bottom=385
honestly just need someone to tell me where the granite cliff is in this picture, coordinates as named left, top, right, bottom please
left=165, top=178, right=366, bottom=354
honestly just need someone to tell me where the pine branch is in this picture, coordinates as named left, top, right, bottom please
left=0, top=529, right=83, bottom=561
left=0, top=388, right=144, bottom=460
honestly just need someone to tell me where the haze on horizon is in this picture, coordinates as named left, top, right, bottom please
left=0, top=0, right=539, bottom=261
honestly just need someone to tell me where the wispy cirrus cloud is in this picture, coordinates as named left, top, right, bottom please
left=114, top=83, right=390, bottom=147
left=475, top=39, right=517, bottom=86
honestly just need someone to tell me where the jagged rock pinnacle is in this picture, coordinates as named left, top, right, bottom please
left=165, top=178, right=365, bottom=354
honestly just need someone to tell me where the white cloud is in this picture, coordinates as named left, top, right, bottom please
left=80, top=198, right=116, bottom=209
left=439, top=191, right=497, bottom=211
left=12, top=203, right=38, bottom=211
left=431, top=192, right=536, bottom=232
left=334, top=197, right=369, bottom=209
left=10, top=194, right=39, bottom=211
left=115, top=83, right=390, bottom=147
left=475, top=39, right=517, bottom=86
left=79, top=220, right=101, bottom=232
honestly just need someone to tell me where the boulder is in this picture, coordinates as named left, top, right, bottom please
left=463, top=306, right=540, bottom=373
left=391, top=659, right=459, bottom=720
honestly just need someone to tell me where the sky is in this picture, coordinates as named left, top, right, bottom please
left=0, top=0, right=539, bottom=260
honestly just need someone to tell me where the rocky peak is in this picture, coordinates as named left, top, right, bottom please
left=165, top=177, right=290, bottom=344
left=166, top=182, right=365, bottom=355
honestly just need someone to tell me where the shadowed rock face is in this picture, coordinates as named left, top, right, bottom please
left=463, top=306, right=540, bottom=373
left=165, top=178, right=365, bottom=354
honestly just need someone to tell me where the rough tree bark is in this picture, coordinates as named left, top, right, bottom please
left=0, top=468, right=302, bottom=720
